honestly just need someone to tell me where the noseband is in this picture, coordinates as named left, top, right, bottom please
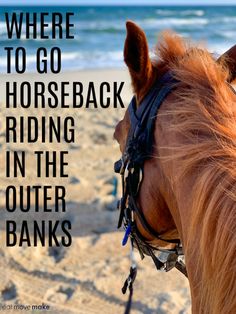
left=114, top=72, right=187, bottom=311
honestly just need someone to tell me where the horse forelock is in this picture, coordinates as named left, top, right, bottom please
left=154, top=32, right=236, bottom=313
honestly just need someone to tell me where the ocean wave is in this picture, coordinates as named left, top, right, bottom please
left=214, top=30, right=235, bottom=39
left=0, top=21, right=7, bottom=37
left=0, top=51, right=81, bottom=64
left=0, top=21, right=6, bottom=31
left=220, top=16, right=236, bottom=23
left=0, top=53, right=37, bottom=68
left=78, top=20, right=124, bottom=32
left=141, top=17, right=208, bottom=28
left=77, top=18, right=209, bottom=32
left=63, top=50, right=123, bottom=69
left=0, top=17, right=121, bottom=40
left=73, top=50, right=124, bottom=69
left=0, top=43, right=233, bottom=72
left=155, top=9, right=175, bottom=16
left=181, top=10, right=205, bottom=17
left=155, top=9, right=204, bottom=17
left=208, top=16, right=236, bottom=25
left=0, top=6, right=234, bottom=72
left=0, top=50, right=124, bottom=72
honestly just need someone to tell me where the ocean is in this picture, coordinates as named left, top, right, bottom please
left=0, top=5, right=236, bottom=72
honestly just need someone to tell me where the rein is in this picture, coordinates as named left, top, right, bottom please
left=114, top=72, right=188, bottom=313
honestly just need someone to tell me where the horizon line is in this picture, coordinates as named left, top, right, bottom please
left=1, top=3, right=236, bottom=6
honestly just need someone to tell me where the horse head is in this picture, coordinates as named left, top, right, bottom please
left=114, top=21, right=236, bottom=313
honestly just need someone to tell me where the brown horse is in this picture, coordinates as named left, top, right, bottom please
left=114, top=21, right=236, bottom=314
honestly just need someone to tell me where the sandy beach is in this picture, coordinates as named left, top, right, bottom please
left=0, top=69, right=191, bottom=314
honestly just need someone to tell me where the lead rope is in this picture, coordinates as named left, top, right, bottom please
left=122, top=241, right=137, bottom=314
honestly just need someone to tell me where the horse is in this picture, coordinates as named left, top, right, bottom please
left=114, top=21, right=236, bottom=314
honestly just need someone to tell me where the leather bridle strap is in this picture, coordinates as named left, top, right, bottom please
left=115, top=71, right=188, bottom=314
left=128, top=189, right=180, bottom=244
left=118, top=71, right=180, bottom=244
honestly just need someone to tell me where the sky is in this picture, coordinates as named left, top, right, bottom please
left=1, top=0, right=236, bottom=5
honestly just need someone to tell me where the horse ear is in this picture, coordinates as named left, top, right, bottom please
left=217, top=45, right=236, bottom=83
left=124, top=21, right=154, bottom=100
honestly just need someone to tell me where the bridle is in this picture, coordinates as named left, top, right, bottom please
left=114, top=71, right=187, bottom=313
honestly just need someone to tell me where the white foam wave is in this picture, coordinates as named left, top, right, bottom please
left=0, top=21, right=6, bottom=30
left=61, top=52, right=80, bottom=61
left=0, top=51, right=85, bottom=66
left=215, top=30, right=235, bottom=39
left=0, top=21, right=7, bottom=37
left=0, top=50, right=124, bottom=72
left=141, top=17, right=208, bottom=28
left=62, top=50, right=123, bottom=69
left=0, top=53, right=36, bottom=68
left=78, top=20, right=124, bottom=31
left=155, top=9, right=175, bottom=16
left=181, top=10, right=205, bottom=17
left=155, top=9, right=204, bottom=17
left=221, top=16, right=236, bottom=23
left=78, top=18, right=209, bottom=32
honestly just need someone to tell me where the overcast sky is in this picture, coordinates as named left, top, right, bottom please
left=1, top=0, right=236, bottom=5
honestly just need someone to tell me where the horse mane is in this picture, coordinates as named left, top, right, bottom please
left=154, top=32, right=236, bottom=313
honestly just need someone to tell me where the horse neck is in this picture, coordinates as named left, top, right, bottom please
left=155, top=98, right=236, bottom=314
